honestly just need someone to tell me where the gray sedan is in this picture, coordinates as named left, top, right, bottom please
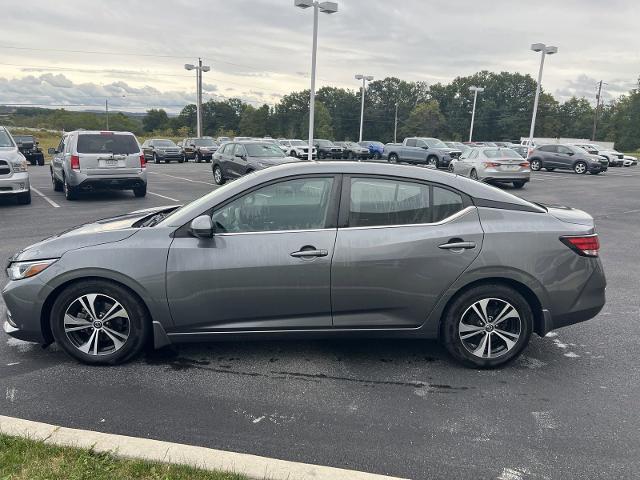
left=3, top=162, right=605, bottom=368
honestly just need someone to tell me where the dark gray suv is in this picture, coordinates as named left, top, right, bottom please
left=529, top=144, right=608, bottom=174
left=211, top=141, right=299, bottom=185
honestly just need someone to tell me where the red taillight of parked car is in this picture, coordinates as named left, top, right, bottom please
left=482, top=162, right=501, bottom=168
left=70, top=155, right=80, bottom=170
left=560, top=235, right=600, bottom=257
left=140, top=154, right=146, bottom=168
left=519, top=161, right=530, bottom=167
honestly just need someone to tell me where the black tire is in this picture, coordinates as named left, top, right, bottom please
left=441, top=284, right=533, bottom=368
left=206, top=158, right=211, bottom=163
left=574, top=161, right=588, bottom=175
left=374, top=152, right=382, bottom=160
left=196, top=152, right=202, bottom=163
left=133, top=185, right=147, bottom=197
left=153, top=153, right=159, bottom=164
left=164, top=158, right=170, bottom=164
left=50, top=280, right=150, bottom=365
left=319, top=151, right=327, bottom=160
left=591, top=171, right=601, bottom=175
left=63, top=176, right=77, bottom=200
left=213, top=165, right=225, bottom=185
left=178, top=156, right=184, bottom=164
left=290, top=150, right=298, bottom=158
left=545, top=167, right=555, bottom=172
left=388, top=153, right=399, bottom=164
left=16, top=190, right=31, bottom=205
left=427, top=156, right=439, bottom=168
left=529, top=158, right=542, bottom=171
left=470, top=169, right=479, bottom=180
left=52, top=169, right=63, bottom=192
left=512, top=181, right=526, bottom=189
left=37, top=156, right=45, bottom=166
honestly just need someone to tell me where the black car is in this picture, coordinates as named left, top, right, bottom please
left=529, top=144, right=608, bottom=174
left=334, top=141, right=370, bottom=160
left=141, top=139, right=184, bottom=164
left=13, top=135, right=45, bottom=166
left=182, top=137, right=218, bottom=162
left=211, top=141, right=299, bottom=185
left=314, top=139, right=343, bottom=159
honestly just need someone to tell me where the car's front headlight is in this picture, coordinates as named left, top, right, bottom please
left=12, top=161, right=28, bottom=172
left=7, top=259, right=57, bottom=281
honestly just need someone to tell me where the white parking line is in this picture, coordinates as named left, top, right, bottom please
left=148, top=171, right=216, bottom=185
left=147, top=191, right=179, bottom=202
left=30, top=187, right=60, bottom=208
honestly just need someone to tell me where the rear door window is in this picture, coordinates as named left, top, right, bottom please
left=77, top=134, right=139, bottom=154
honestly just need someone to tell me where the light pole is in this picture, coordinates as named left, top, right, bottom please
left=295, top=0, right=338, bottom=161
left=394, top=102, right=399, bottom=143
left=185, top=58, right=211, bottom=138
left=468, top=86, right=484, bottom=142
left=528, top=43, right=558, bottom=149
left=355, top=74, right=373, bottom=142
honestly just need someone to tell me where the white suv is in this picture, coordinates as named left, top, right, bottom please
left=0, top=127, right=31, bottom=205
left=279, top=139, right=317, bottom=159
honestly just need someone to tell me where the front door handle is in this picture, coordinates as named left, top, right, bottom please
left=438, top=241, right=476, bottom=250
left=290, top=248, right=328, bottom=258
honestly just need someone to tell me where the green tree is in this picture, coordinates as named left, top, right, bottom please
left=400, top=101, right=447, bottom=138
left=142, top=109, right=170, bottom=132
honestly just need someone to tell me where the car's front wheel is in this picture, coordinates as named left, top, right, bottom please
left=388, top=153, right=398, bottom=163
left=574, top=161, right=587, bottom=174
left=50, top=280, right=150, bottom=365
left=427, top=156, right=438, bottom=168
left=441, top=284, right=533, bottom=368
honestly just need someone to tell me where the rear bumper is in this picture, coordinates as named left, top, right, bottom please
left=0, top=173, right=30, bottom=195
left=75, top=176, right=147, bottom=191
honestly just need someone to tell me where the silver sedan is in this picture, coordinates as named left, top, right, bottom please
left=3, top=162, right=605, bottom=368
left=451, top=147, right=531, bottom=189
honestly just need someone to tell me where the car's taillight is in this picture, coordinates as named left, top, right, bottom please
left=483, top=162, right=501, bottom=167
left=560, top=234, right=600, bottom=257
left=519, top=161, right=530, bottom=167
left=140, top=154, right=146, bottom=168
left=70, top=155, right=80, bottom=170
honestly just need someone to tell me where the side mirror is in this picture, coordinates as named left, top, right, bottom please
left=48, top=147, right=56, bottom=155
left=567, top=152, right=574, bottom=156
left=189, top=215, right=214, bottom=238
left=235, top=153, right=246, bottom=159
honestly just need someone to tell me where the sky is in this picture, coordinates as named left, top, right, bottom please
left=0, top=0, right=638, bottom=113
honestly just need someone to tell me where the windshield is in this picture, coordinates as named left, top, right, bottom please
left=290, top=140, right=308, bottom=146
left=13, top=135, right=34, bottom=143
left=245, top=143, right=285, bottom=157
left=423, top=138, right=447, bottom=148
left=154, top=140, right=177, bottom=148
left=193, top=139, right=216, bottom=146
left=77, top=134, right=140, bottom=154
left=0, top=130, right=15, bottom=147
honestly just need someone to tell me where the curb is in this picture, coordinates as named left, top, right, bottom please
left=0, top=415, right=408, bottom=480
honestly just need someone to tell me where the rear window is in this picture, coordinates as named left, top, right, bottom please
left=77, top=134, right=139, bottom=154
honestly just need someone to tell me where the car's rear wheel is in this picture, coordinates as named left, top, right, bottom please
left=529, top=158, right=542, bottom=171
left=388, top=153, right=398, bottom=163
left=16, top=190, right=31, bottom=205
left=50, top=280, right=150, bottom=365
left=574, top=161, right=587, bottom=174
left=133, top=185, right=147, bottom=197
left=441, top=284, right=533, bottom=368
left=512, top=181, right=526, bottom=189
left=52, top=169, right=63, bottom=192
left=63, top=176, right=77, bottom=200
left=213, top=165, right=225, bottom=185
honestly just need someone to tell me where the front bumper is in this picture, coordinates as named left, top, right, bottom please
left=157, top=152, right=183, bottom=161
left=0, top=172, right=30, bottom=195
left=2, top=276, right=50, bottom=344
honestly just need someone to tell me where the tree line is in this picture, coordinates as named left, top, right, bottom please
left=4, top=70, right=639, bottom=150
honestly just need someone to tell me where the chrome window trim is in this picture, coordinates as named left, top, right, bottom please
left=340, top=205, right=476, bottom=231
left=214, top=227, right=337, bottom=237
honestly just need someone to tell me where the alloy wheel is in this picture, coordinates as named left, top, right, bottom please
left=574, top=162, right=587, bottom=174
left=458, top=298, right=521, bottom=359
left=63, top=293, right=131, bottom=356
left=530, top=159, right=541, bottom=171
left=213, top=166, right=223, bottom=184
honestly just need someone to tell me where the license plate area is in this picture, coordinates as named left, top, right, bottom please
left=99, top=158, right=122, bottom=168
left=503, top=165, right=520, bottom=171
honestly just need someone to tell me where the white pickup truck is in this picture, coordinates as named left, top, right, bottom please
left=0, top=127, right=31, bottom=205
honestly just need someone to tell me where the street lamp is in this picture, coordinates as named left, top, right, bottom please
left=468, top=86, right=484, bottom=142
left=185, top=58, right=211, bottom=138
left=295, top=0, right=338, bottom=161
left=527, top=43, right=558, bottom=149
left=355, top=74, right=374, bottom=142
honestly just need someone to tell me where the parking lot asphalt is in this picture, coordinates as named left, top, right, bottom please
left=1, top=162, right=639, bottom=480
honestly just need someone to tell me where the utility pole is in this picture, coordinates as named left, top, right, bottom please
left=394, top=102, right=398, bottom=143
left=105, top=99, right=109, bottom=130
left=592, top=80, right=606, bottom=141
left=184, top=59, right=210, bottom=138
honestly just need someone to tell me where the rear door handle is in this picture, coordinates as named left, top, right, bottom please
left=438, top=241, right=476, bottom=250
left=290, top=249, right=328, bottom=258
